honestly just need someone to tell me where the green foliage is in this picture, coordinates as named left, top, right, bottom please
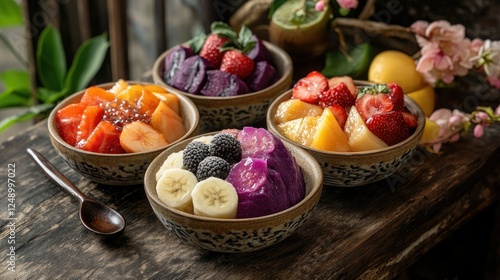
left=0, top=22, right=109, bottom=133
left=0, top=0, right=23, bottom=28
left=321, top=43, right=374, bottom=79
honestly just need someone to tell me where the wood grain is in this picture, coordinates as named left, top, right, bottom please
left=0, top=116, right=498, bottom=279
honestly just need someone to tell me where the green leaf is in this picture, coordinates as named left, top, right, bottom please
left=37, top=25, right=67, bottom=91
left=187, top=32, right=207, bottom=54
left=37, top=87, right=69, bottom=104
left=0, top=0, right=23, bottom=28
left=210, top=21, right=237, bottom=40
left=64, top=33, right=109, bottom=93
left=321, top=43, right=374, bottom=79
left=0, top=103, right=54, bottom=133
left=0, top=70, right=32, bottom=108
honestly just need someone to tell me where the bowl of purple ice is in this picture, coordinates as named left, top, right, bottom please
left=152, top=24, right=293, bottom=132
left=144, top=127, right=323, bottom=253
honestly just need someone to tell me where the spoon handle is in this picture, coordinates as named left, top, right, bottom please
left=27, top=148, right=89, bottom=203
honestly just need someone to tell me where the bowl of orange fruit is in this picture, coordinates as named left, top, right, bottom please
left=266, top=72, right=425, bottom=187
left=152, top=22, right=292, bottom=133
left=47, top=80, right=199, bottom=185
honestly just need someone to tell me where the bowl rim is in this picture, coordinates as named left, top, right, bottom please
left=151, top=40, right=293, bottom=101
left=144, top=131, right=323, bottom=223
left=266, top=83, right=426, bottom=156
left=48, top=81, right=200, bottom=158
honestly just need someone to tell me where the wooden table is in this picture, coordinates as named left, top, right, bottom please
left=1, top=93, right=499, bottom=279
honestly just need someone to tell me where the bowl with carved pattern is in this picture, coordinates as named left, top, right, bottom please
left=266, top=83, right=425, bottom=187
left=144, top=128, right=323, bottom=252
left=152, top=40, right=293, bottom=133
left=47, top=81, right=199, bottom=186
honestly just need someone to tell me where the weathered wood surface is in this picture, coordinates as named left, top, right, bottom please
left=0, top=102, right=499, bottom=279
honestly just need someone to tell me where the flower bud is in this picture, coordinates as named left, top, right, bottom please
left=475, top=111, right=489, bottom=122
left=448, top=115, right=463, bottom=127
left=473, top=124, right=484, bottom=138
left=315, top=0, right=326, bottom=11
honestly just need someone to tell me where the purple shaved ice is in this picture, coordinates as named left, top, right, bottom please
left=200, top=70, right=249, bottom=97
left=163, top=45, right=194, bottom=85
left=246, top=35, right=271, bottom=63
left=236, top=127, right=305, bottom=211
left=226, top=157, right=290, bottom=218
left=172, top=55, right=210, bottom=94
left=247, top=61, right=277, bottom=91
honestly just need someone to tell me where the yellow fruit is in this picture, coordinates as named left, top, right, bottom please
left=277, top=116, right=319, bottom=146
left=368, top=50, right=423, bottom=93
left=407, top=85, right=436, bottom=117
left=120, top=121, right=169, bottom=153
left=310, top=108, right=350, bottom=152
left=420, top=118, right=441, bottom=144
left=150, top=101, right=187, bottom=143
left=274, top=99, right=324, bottom=124
left=344, top=107, right=388, bottom=152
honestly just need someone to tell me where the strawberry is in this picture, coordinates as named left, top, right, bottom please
left=76, top=105, right=105, bottom=145
left=387, top=83, right=405, bottom=111
left=292, top=71, right=329, bottom=104
left=328, top=76, right=358, bottom=99
left=77, top=120, right=125, bottom=154
left=327, top=105, right=348, bottom=129
left=402, top=111, right=418, bottom=129
left=366, top=111, right=410, bottom=146
left=220, top=50, right=255, bottom=79
left=355, top=84, right=394, bottom=121
left=55, top=103, right=87, bottom=146
left=318, top=82, right=355, bottom=109
left=199, top=34, right=229, bottom=68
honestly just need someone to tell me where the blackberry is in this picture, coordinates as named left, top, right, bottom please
left=196, top=156, right=230, bottom=181
left=182, top=141, right=210, bottom=174
left=102, top=98, right=150, bottom=130
left=209, top=133, right=242, bottom=164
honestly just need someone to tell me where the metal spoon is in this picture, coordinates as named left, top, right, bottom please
left=27, top=148, right=126, bottom=235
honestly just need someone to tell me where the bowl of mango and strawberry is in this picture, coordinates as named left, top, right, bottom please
left=152, top=22, right=293, bottom=132
left=48, top=80, right=199, bottom=186
left=266, top=71, right=425, bottom=187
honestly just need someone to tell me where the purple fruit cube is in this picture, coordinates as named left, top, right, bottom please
left=200, top=70, right=249, bottom=97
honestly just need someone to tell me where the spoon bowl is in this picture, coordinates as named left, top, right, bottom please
left=27, top=148, right=126, bottom=235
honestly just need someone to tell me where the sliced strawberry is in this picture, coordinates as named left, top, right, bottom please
left=387, top=83, right=405, bottom=111
left=402, top=111, right=418, bottom=129
left=366, top=111, right=410, bottom=146
left=77, top=121, right=125, bottom=154
left=319, top=82, right=355, bottom=109
left=220, top=50, right=255, bottom=79
left=76, top=105, right=105, bottom=145
left=327, top=105, right=348, bottom=129
left=80, top=86, right=115, bottom=106
left=292, top=71, right=329, bottom=104
left=355, top=93, right=393, bottom=121
left=56, top=103, right=87, bottom=146
left=328, top=76, right=358, bottom=99
left=200, top=34, right=229, bottom=68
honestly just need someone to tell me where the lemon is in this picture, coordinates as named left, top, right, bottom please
left=407, top=84, right=436, bottom=117
left=368, top=50, right=423, bottom=93
left=420, top=118, right=441, bottom=144
left=269, top=0, right=332, bottom=59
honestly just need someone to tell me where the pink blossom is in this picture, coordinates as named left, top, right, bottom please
left=412, top=20, right=480, bottom=86
left=473, top=124, right=484, bottom=138
left=315, top=0, right=326, bottom=11
left=487, top=77, right=500, bottom=88
left=336, top=0, right=358, bottom=9
left=495, top=105, right=500, bottom=115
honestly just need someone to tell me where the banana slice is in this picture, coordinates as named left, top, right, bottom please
left=156, top=151, right=184, bottom=181
left=156, top=168, right=198, bottom=213
left=191, top=177, right=238, bottom=219
left=191, top=135, right=214, bottom=145
left=120, top=121, right=169, bottom=153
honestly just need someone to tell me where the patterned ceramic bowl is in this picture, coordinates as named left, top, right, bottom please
left=143, top=131, right=323, bottom=253
left=266, top=89, right=425, bottom=187
left=47, top=81, right=199, bottom=186
left=152, top=41, right=293, bottom=133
